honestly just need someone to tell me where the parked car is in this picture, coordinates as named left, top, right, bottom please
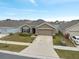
left=71, top=36, right=79, bottom=45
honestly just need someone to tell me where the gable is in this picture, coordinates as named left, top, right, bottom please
left=37, top=23, right=54, bottom=29
left=19, top=24, right=30, bottom=29
left=22, top=25, right=29, bottom=27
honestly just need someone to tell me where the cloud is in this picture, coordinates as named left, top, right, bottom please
left=30, top=0, right=36, bottom=4
left=0, top=6, right=49, bottom=13
left=40, top=0, right=79, bottom=5
left=48, top=16, right=79, bottom=21
left=29, top=0, right=37, bottom=6
left=18, top=0, right=37, bottom=6
left=0, top=6, right=49, bottom=19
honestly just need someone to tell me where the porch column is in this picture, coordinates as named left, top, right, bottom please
left=30, top=28, right=32, bottom=34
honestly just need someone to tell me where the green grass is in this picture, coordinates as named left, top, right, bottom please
left=53, top=34, right=62, bottom=45
left=55, top=49, right=79, bottom=59
left=53, top=33, right=74, bottom=47
left=0, top=43, right=27, bottom=52
left=0, top=33, right=35, bottom=43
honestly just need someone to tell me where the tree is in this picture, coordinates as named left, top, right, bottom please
left=6, top=19, right=11, bottom=21
left=55, top=20, right=59, bottom=23
left=64, top=33, right=70, bottom=39
left=37, top=19, right=45, bottom=22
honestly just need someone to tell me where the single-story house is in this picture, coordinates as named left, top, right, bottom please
left=60, top=20, right=79, bottom=36
left=0, top=20, right=59, bottom=35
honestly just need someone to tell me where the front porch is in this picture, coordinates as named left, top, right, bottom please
left=20, top=26, right=36, bottom=34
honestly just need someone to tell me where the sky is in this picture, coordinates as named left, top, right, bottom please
left=0, top=0, right=79, bottom=21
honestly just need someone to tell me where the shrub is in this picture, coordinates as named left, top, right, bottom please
left=19, top=33, right=31, bottom=36
left=9, top=33, right=13, bottom=36
left=35, top=34, right=37, bottom=36
left=64, top=33, right=70, bottom=39
left=53, top=35, right=55, bottom=39
left=58, top=31, right=63, bottom=36
left=61, top=40, right=67, bottom=46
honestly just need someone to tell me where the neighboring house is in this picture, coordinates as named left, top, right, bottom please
left=60, top=20, right=79, bottom=36
left=0, top=20, right=58, bottom=35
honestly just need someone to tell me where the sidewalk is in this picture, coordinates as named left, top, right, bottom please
left=0, top=40, right=31, bottom=46
left=54, top=45, right=79, bottom=51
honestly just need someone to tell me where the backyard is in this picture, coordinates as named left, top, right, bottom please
left=55, top=49, right=79, bottom=59
left=0, top=33, right=35, bottom=43
left=0, top=43, right=27, bottom=52
left=53, top=32, right=75, bottom=47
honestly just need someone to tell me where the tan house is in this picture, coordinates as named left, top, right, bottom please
left=0, top=20, right=58, bottom=35
left=21, top=22, right=58, bottom=36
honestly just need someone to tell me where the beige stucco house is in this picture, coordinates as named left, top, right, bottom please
left=21, top=22, right=58, bottom=35
left=0, top=20, right=58, bottom=35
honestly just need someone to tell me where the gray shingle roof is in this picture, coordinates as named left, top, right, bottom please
left=29, top=20, right=45, bottom=27
left=0, top=20, right=46, bottom=27
left=0, top=20, right=59, bottom=28
left=0, top=20, right=32, bottom=27
left=60, top=20, right=79, bottom=30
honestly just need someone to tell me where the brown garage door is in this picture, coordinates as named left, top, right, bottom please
left=37, top=29, right=53, bottom=35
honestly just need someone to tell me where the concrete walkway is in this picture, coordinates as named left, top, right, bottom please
left=54, top=45, right=79, bottom=51
left=0, top=40, right=31, bottom=46
left=20, top=35, right=59, bottom=59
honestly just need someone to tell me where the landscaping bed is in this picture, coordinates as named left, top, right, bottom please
left=55, top=49, right=79, bottom=59
left=0, top=43, right=27, bottom=52
left=53, top=32, right=74, bottom=47
left=0, top=33, right=35, bottom=43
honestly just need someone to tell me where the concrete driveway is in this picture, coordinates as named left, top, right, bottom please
left=21, top=35, right=59, bottom=59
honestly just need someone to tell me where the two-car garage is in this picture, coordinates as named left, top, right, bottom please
left=36, top=23, right=57, bottom=36
left=36, top=29, right=54, bottom=35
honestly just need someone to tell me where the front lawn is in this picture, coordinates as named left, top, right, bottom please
left=0, top=43, right=27, bottom=52
left=0, top=33, right=35, bottom=43
left=53, top=32, right=74, bottom=47
left=55, top=49, right=79, bottom=59
left=53, top=33, right=62, bottom=45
